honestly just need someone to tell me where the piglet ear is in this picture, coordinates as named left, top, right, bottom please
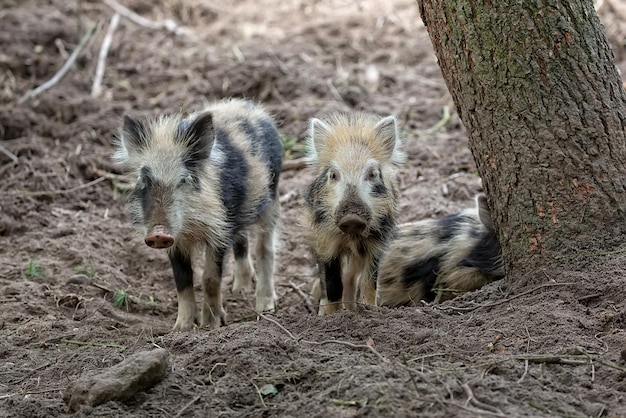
left=180, top=111, right=215, bottom=172
left=374, top=115, right=405, bottom=166
left=307, top=118, right=331, bottom=162
left=310, top=118, right=331, bottom=149
left=476, top=194, right=495, bottom=231
left=113, top=115, right=148, bottom=164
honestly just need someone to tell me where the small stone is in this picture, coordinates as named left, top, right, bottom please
left=63, top=348, right=169, bottom=412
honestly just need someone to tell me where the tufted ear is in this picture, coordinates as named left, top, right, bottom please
left=476, top=194, right=495, bottom=231
left=307, top=117, right=332, bottom=161
left=374, top=115, right=405, bottom=165
left=113, top=115, right=148, bottom=164
left=178, top=111, right=215, bottom=174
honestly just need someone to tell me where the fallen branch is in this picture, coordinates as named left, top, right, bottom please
left=103, top=0, right=187, bottom=36
left=18, top=25, right=97, bottom=104
left=92, top=13, right=120, bottom=98
left=437, top=282, right=575, bottom=313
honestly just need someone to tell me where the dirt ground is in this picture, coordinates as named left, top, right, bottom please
left=1, top=0, right=626, bottom=416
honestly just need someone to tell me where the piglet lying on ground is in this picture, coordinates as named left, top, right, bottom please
left=376, top=194, right=505, bottom=307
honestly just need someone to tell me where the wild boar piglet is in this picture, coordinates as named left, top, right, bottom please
left=114, top=99, right=283, bottom=330
left=304, top=112, right=405, bottom=315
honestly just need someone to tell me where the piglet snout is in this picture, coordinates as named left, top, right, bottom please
left=145, top=225, right=174, bottom=249
left=338, top=214, right=367, bottom=235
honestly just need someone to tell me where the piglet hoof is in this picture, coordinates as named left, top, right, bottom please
left=318, top=299, right=342, bottom=316
left=343, top=300, right=358, bottom=311
left=200, top=308, right=227, bottom=330
left=172, top=316, right=197, bottom=332
left=231, top=273, right=255, bottom=293
left=255, top=295, right=276, bottom=313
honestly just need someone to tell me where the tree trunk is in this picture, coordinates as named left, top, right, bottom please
left=417, top=0, right=626, bottom=287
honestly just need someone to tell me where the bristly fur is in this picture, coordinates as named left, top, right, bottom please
left=113, top=98, right=283, bottom=330
left=304, top=111, right=404, bottom=315
left=306, top=113, right=406, bottom=169
left=376, top=194, right=505, bottom=307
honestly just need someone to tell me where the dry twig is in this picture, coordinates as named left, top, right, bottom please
left=256, top=311, right=297, bottom=340
left=173, top=393, right=204, bottom=418
left=18, top=25, right=97, bottom=104
left=103, top=0, right=188, bottom=36
left=438, top=282, right=575, bottom=313
left=89, top=280, right=156, bottom=310
left=462, top=382, right=505, bottom=416
left=278, top=190, right=298, bottom=204
left=307, top=338, right=388, bottom=363
left=479, top=351, right=626, bottom=373
left=92, top=13, right=120, bottom=98
left=419, top=105, right=451, bottom=135
left=442, top=400, right=508, bottom=418
left=0, top=144, right=18, bottom=163
left=283, top=281, right=316, bottom=313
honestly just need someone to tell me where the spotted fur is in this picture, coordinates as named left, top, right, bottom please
left=376, top=195, right=505, bottom=307
left=304, top=112, right=405, bottom=315
left=114, top=99, right=282, bottom=330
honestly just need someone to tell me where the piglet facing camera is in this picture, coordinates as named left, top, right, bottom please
left=114, top=99, right=283, bottom=330
left=304, top=112, right=405, bottom=315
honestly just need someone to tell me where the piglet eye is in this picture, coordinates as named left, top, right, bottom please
left=368, top=169, right=380, bottom=180
left=181, top=175, right=194, bottom=186
left=329, top=169, right=339, bottom=181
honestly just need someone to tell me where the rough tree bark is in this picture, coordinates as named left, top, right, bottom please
left=417, top=0, right=626, bottom=287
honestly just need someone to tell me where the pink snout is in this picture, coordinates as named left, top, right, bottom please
left=337, top=214, right=367, bottom=235
left=144, top=225, right=174, bottom=249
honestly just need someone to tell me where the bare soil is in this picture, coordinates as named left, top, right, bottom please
left=1, top=1, right=626, bottom=417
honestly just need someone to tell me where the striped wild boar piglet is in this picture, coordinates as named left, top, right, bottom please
left=114, top=99, right=283, bottom=330
left=305, top=112, right=405, bottom=315
left=376, top=194, right=505, bottom=307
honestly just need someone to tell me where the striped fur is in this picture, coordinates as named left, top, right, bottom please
left=376, top=195, right=505, bottom=307
left=304, top=112, right=405, bottom=315
left=114, top=99, right=282, bottom=330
